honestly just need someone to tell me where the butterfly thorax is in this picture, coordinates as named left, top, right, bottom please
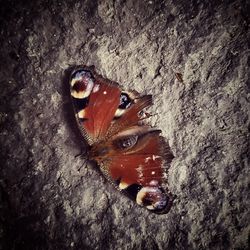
left=88, top=142, right=110, bottom=162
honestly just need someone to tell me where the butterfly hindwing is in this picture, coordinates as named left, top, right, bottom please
left=92, top=125, right=174, bottom=213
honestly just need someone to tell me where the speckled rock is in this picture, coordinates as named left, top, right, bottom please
left=0, top=0, right=249, bottom=249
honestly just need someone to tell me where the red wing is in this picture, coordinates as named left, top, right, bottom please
left=107, top=94, right=153, bottom=138
left=70, top=66, right=120, bottom=143
left=83, top=79, right=120, bottom=139
left=109, top=155, right=163, bottom=187
left=108, top=131, right=172, bottom=187
left=96, top=127, right=174, bottom=213
left=70, top=66, right=154, bottom=143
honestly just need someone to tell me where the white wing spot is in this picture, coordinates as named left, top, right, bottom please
left=136, top=165, right=144, bottom=179
left=149, top=180, right=159, bottom=186
left=145, top=157, right=151, bottom=163
left=92, top=84, right=100, bottom=93
left=119, top=182, right=129, bottom=190
left=103, top=91, right=107, bottom=95
left=77, top=110, right=85, bottom=119
left=152, top=155, right=161, bottom=161
left=115, top=108, right=126, bottom=117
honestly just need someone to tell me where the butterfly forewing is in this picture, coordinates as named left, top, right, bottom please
left=70, top=67, right=120, bottom=143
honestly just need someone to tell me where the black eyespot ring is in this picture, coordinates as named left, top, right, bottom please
left=119, top=93, right=132, bottom=109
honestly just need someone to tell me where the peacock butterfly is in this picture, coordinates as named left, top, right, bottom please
left=69, top=65, right=174, bottom=213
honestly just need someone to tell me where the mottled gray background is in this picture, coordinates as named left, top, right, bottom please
left=0, top=0, right=249, bottom=249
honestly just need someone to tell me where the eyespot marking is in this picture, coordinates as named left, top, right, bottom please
left=113, top=92, right=134, bottom=119
left=136, top=186, right=168, bottom=211
left=70, top=69, right=94, bottom=85
left=72, top=97, right=89, bottom=112
left=119, top=92, right=132, bottom=109
left=70, top=69, right=94, bottom=98
left=113, top=135, right=138, bottom=150
left=123, top=184, right=142, bottom=200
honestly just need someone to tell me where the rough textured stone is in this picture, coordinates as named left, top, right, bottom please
left=0, top=0, right=249, bottom=249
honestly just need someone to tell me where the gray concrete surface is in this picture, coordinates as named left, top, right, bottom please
left=0, top=0, right=249, bottom=249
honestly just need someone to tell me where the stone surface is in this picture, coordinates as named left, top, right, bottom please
left=0, top=0, right=249, bottom=249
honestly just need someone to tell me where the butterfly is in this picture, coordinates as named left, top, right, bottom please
left=69, top=65, right=174, bottom=213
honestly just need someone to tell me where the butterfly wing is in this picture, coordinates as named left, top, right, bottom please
left=70, top=66, right=121, bottom=144
left=70, top=66, right=155, bottom=143
left=92, top=125, right=174, bottom=213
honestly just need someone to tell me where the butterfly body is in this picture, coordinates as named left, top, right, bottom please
left=69, top=65, right=174, bottom=213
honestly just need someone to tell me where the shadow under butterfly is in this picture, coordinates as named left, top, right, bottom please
left=69, top=65, right=175, bottom=214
